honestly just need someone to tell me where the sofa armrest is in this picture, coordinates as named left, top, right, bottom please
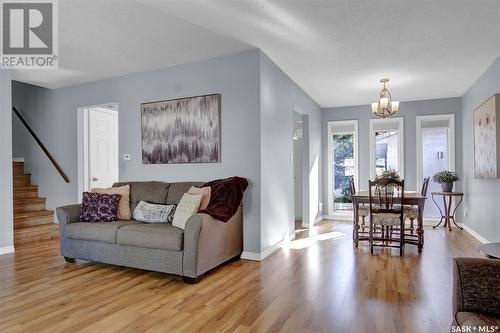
left=56, top=204, right=82, bottom=225
left=453, top=257, right=500, bottom=316
left=183, top=206, right=243, bottom=278
left=56, top=204, right=81, bottom=236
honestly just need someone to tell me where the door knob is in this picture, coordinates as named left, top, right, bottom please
left=91, top=177, right=99, bottom=182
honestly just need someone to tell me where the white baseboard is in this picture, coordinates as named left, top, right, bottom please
left=423, top=218, right=440, bottom=226
left=314, top=215, right=324, bottom=224
left=322, top=214, right=351, bottom=221
left=241, top=238, right=285, bottom=262
left=459, top=223, right=489, bottom=244
left=320, top=214, right=444, bottom=226
left=240, top=251, right=261, bottom=261
left=0, top=246, right=15, bottom=255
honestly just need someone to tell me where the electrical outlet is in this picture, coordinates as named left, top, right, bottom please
left=123, top=154, right=131, bottom=161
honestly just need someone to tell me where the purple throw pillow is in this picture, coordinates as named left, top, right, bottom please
left=80, top=192, right=122, bottom=222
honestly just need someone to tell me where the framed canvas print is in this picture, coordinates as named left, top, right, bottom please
left=141, top=94, right=221, bottom=164
left=473, top=94, right=500, bottom=178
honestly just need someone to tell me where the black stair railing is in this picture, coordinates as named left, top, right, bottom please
left=12, top=107, right=70, bottom=183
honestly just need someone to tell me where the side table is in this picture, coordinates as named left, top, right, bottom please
left=431, top=192, right=464, bottom=231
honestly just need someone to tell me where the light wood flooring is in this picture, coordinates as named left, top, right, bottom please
left=0, top=220, right=483, bottom=333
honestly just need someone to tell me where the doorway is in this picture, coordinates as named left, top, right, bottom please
left=416, top=114, right=455, bottom=219
left=293, top=112, right=303, bottom=225
left=78, top=104, right=119, bottom=197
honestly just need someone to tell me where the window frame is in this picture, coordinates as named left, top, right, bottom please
left=416, top=114, right=455, bottom=192
left=369, top=117, right=405, bottom=181
left=327, top=120, right=359, bottom=216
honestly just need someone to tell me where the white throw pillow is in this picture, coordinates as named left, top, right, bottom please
left=133, top=201, right=175, bottom=223
left=172, top=193, right=202, bottom=230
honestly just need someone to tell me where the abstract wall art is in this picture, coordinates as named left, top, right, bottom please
left=141, top=94, right=221, bottom=164
left=473, top=94, right=500, bottom=178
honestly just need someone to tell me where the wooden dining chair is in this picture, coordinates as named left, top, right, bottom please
left=368, top=177, right=405, bottom=256
left=403, top=177, right=430, bottom=234
left=348, top=176, right=369, bottom=231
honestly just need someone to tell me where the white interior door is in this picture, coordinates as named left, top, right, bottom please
left=88, top=107, right=118, bottom=190
left=294, top=125, right=303, bottom=221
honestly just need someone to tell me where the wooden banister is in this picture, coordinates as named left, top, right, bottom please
left=12, top=107, right=70, bottom=183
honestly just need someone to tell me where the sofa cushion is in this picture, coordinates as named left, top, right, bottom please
left=92, top=185, right=131, bottom=220
left=117, top=223, right=184, bottom=251
left=455, top=312, right=500, bottom=327
left=172, top=193, right=202, bottom=230
left=133, top=201, right=175, bottom=223
left=65, top=220, right=136, bottom=243
left=80, top=192, right=122, bottom=222
left=166, top=182, right=204, bottom=205
left=188, top=186, right=211, bottom=210
left=113, top=181, right=169, bottom=213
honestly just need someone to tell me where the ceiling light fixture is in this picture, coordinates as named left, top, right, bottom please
left=371, top=78, right=399, bottom=118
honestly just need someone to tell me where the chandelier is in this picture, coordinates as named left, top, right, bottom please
left=371, top=78, right=399, bottom=118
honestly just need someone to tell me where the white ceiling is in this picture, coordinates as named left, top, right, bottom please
left=12, top=1, right=252, bottom=89
left=13, top=0, right=500, bottom=107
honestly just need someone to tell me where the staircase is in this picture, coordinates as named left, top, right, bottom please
left=13, top=161, right=59, bottom=245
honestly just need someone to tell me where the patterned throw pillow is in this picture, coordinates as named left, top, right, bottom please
left=172, top=193, right=202, bottom=230
left=167, top=205, right=176, bottom=223
left=80, top=192, right=121, bottom=222
left=133, top=201, right=175, bottom=223
left=91, top=185, right=131, bottom=220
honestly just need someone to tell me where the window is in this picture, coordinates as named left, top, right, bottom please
left=327, top=120, right=358, bottom=215
left=375, top=130, right=400, bottom=176
left=333, top=134, right=354, bottom=211
left=369, top=118, right=404, bottom=180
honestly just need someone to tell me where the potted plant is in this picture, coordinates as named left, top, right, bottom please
left=432, top=170, right=460, bottom=192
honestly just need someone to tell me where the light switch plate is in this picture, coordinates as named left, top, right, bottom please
left=124, top=154, right=131, bottom=161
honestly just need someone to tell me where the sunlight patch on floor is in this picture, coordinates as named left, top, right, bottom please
left=284, top=231, right=347, bottom=250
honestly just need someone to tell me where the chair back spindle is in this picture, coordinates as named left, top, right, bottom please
left=348, top=176, right=356, bottom=196
left=421, top=177, right=430, bottom=197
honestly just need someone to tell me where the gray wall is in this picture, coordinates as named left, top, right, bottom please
left=0, top=70, right=13, bottom=250
left=322, top=97, right=462, bottom=215
left=12, top=50, right=262, bottom=253
left=461, top=56, right=500, bottom=241
left=259, top=52, right=323, bottom=251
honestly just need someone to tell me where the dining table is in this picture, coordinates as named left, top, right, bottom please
left=351, top=190, right=427, bottom=253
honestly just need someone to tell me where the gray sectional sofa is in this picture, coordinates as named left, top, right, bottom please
left=56, top=181, right=243, bottom=283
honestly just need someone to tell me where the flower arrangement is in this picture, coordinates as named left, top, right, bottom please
left=377, top=169, right=401, bottom=180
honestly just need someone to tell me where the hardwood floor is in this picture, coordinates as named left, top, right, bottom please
left=0, top=220, right=482, bottom=333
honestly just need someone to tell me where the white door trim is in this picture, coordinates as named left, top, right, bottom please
left=326, top=120, right=359, bottom=216
left=369, top=117, right=404, bottom=181
left=77, top=103, right=118, bottom=202
left=415, top=114, right=455, bottom=191
left=292, top=104, right=310, bottom=228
